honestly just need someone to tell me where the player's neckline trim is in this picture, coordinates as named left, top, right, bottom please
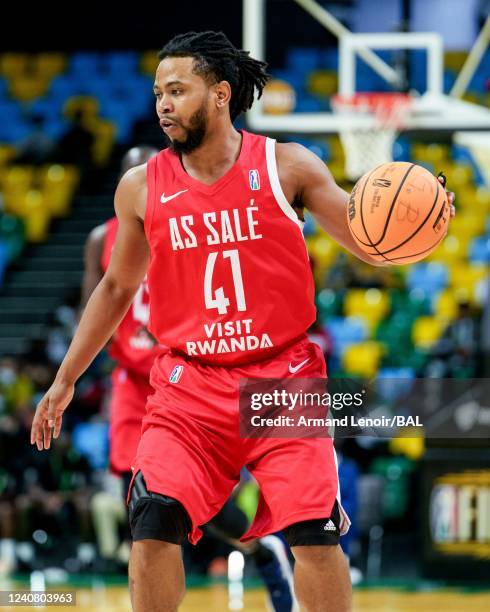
left=167, top=129, right=250, bottom=195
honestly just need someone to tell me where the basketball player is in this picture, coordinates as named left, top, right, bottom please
left=84, top=146, right=297, bottom=611
left=32, top=31, right=455, bottom=612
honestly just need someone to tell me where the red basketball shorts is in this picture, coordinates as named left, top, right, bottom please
left=109, top=367, right=153, bottom=475
left=129, top=337, right=350, bottom=544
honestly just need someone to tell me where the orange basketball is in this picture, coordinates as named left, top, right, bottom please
left=347, top=161, right=450, bottom=264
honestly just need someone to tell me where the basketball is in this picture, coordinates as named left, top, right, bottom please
left=347, top=161, right=450, bottom=264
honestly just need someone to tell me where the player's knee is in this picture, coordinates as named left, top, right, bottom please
left=282, top=500, right=342, bottom=548
left=128, top=471, right=191, bottom=544
left=291, top=542, right=344, bottom=567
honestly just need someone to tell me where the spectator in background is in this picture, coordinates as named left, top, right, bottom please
left=428, top=301, right=480, bottom=377
left=14, top=115, right=55, bottom=166
left=53, top=110, right=95, bottom=181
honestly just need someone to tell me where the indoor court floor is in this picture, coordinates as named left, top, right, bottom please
left=3, top=580, right=490, bottom=611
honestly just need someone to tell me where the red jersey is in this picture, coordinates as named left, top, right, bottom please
left=101, top=217, right=162, bottom=376
left=144, top=130, right=316, bottom=366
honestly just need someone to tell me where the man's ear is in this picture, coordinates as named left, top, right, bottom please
left=214, top=81, right=232, bottom=108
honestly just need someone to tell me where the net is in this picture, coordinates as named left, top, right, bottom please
left=332, top=92, right=412, bottom=181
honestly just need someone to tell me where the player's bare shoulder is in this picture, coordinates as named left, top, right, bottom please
left=116, top=163, right=148, bottom=221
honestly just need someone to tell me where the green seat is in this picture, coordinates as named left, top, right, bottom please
left=0, top=213, right=25, bottom=262
left=370, top=456, right=415, bottom=521
left=316, top=288, right=343, bottom=321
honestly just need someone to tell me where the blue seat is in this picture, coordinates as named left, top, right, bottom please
left=294, top=95, right=324, bottom=112
left=100, top=101, right=134, bottom=142
left=0, top=77, right=8, bottom=97
left=393, top=137, right=410, bottom=162
left=410, top=50, right=428, bottom=92
left=28, top=98, right=63, bottom=122
left=44, top=118, right=68, bottom=140
left=287, top=48, right=321, bottom=72
left=452, top=144, right=485, bottom=186
left=0, top=101, right=22, bottom=123
left=444, top=69, right=457, bottom=94
left=376, top=367, right=415, bottom=402
left=49, top=76, right=81, bottom=100
left=70, top=52, right=103, bottom=77
left=407, top=262, right=448, bottom=293
left=79, top=76, right=112, bottom=99
left=270, top=68, right=305, bottom=92
left=469, top=236, right=490, bottom=263
left=293, top=137, right=329, bottom=161
left=319, top=48, right=338, bottom=70
left=0, top=239, right=8, bottom=288
left=72, top=422, right=109, bottom=470
left=303, top=212, right=316, bottom=237
left=104, top=51, right=138, bottom=75
left=0, top=120, right=31, bottom=143
left=325, top=316, right=367, bottom=357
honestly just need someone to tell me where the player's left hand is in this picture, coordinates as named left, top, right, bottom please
left=438, top=172, right=456, bottom=217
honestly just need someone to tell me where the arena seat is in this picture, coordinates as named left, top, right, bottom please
left=406, top=262, right=448, bottom=293
left=469, top=236, right=490, bottom=263
left=342, top=341, right=384, bottom=378
left=140, top=50, right=160, bottom=76
left=344, top=288, right=390, bottom=331
left=432, top=289, right=459, bottom=322
left=316, top=288, right=343, bottom=320
left=412, top=316, right=444, bottom=349
left=32, top=53, right=67, bottom=79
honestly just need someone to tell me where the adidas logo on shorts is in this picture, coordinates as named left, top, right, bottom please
left=323, top=519, right=337, bottom=532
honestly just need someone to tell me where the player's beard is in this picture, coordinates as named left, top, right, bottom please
left=166, top=103, right=208, bottom=155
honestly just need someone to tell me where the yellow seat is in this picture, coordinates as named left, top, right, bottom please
left=433, top=289, right=459, bottom=322
left=3, top=186, right=29, bottom=216
left=307, top=234, right=340, bottom=269
left=344, top=288, right=390, bottom=330
left=140, top=50, right=160, bottom=76
left=4, top=165, right=34, bottom=191
left=88, top=118, right=116, bottom=167
left=412, top=316, right=444, bottom=349
left=444, top=163, right=473, bottom=190
left=39, top=164, right=79, bottom=216
left=427, top=233, right=468, bottom=263
left=444, top=51, right=467, bottom=72
left=307, top=70, right=337, bottom=96
left=0, top=53, right=28, bottom=77
left=0, top=145, right=16, bottom=165
left=8, top=75, right=49, bottom=101
left=411, top=143, right=450, bottom=165
left=342, top=341, right=384, bottom=379
left=64, top=96, right=100, bottom=120
left=450, top=263, right=488, bottom=304
left=32, top=53, right=67, bottom=78
left=448, top=213, right=486, bottom=243
left=22, top=190, right=50, bottom=242
left=474, top=187, right=490, bottom=214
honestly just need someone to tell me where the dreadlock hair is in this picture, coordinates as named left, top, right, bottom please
left=158, top=31, right=270, bottom=122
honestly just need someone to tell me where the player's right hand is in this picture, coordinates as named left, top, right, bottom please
left=30, top=379, right=74, bottom=451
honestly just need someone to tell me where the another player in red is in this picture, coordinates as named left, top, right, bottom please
left=82, top=146, right=160, bottom=496
left=32, top=31, right=454, bottom=611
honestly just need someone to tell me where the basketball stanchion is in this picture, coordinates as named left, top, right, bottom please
left=332, top=92, right=412, bottom=181
left=346, top=161, right=450, bottom=264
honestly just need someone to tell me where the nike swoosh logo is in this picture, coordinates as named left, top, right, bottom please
left=288, top=358, right=310, bottom=374
left=160, top=189, right=188, bottom=204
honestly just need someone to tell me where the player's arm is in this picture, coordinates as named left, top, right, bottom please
left=80, top=224, right=106, bottom=309
left=31, top=165, right=149, bottom=451
left=276, top=143, right=386, bottom=266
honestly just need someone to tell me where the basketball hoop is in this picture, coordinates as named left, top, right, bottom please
left=332, top=92, right=412, bottom=181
